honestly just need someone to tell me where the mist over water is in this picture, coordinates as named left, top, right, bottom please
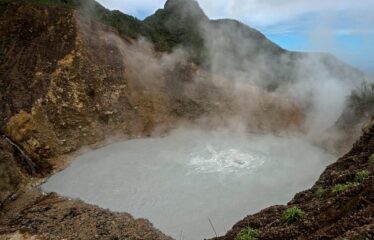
left=42, top=128, right=335, bottom=239
left=41, top=3, right=364, bottom=239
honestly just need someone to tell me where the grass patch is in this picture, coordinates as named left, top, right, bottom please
left=331, top=170, right=370, bottom=195
left=314, top=187, right=326, bottom=199
left=332, top=182, right=359, bottom=194
left=235, top=227, right=259, bottom=240
left=355, top=170, right=370, bottom=183
left=281, top=207, right=304, bottom=224
left=369, top=154, right=374, bottom=164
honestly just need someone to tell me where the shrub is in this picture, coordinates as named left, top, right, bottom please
left=314, top=187, right=326, bottom=199
left=348, top=81, right=374, bottom=112
left=332, top=182, right=359, bottom=194
left=369, top=154, right=374, bottom=164
left=235, top=227, right=259, bottom=240
left=355, top=170, right=370, bottom=183
left=281, top=207, right=304, bottom=224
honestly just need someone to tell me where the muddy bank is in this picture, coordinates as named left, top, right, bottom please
left=0, top=189, right=171, bottom=240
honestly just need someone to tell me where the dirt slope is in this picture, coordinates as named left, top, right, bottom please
left=0, top=190, right=171, bottom=240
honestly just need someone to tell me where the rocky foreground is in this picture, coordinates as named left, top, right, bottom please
left=0, top=190, right=171, bottom=240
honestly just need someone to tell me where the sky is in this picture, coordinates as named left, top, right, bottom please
left=96, top=0, right=374, bottom=73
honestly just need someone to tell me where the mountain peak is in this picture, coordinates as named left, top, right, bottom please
left=163, top=0, right=208, bottom=20
left=164, top=0, right=197, bottom=8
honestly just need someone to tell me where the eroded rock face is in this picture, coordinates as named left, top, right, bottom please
left=0, top=232, right=45, bottom=240
left=0, top=4, right=77, bottom=128
left=0, top=138, right=30, bottom=205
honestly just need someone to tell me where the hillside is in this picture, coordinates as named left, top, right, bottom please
left=0, top=0, right=372, bottom=239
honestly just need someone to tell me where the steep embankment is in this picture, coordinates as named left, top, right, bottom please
left=323, top=91, right=374, bottom=156
left=0, top=189, right=171, bottom=240
left=0, top=2, right=78, bottom=204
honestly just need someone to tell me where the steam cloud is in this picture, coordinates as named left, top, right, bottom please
left=41, top=2, right=372, bottom=239
left=79, top=0, right=370, bottom=146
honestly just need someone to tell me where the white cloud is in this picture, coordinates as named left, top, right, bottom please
left=96, top=0, right=374, bottom=35
left=198, top=0, right=374, bottom=28
left=95, top=0, right=374, bottom=71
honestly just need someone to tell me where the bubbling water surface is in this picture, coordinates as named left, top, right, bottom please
left=189, top=144, right=266, bottom=174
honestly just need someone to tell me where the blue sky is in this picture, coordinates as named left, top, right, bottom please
left=97, top=0, right=374, bottom=73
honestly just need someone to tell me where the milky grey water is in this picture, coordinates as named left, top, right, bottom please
left=42, top=129, right=335, bottom=240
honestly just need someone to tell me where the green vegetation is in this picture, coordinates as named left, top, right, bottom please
left=332, top=182, right=359, bottom=194
left=0, top=0, right=207, bottom=63
left=281, top=207, right=304, bottom=224
left=355, top=170, right=370, bottom=183
left=0, top=0, right=150, bottom=39
left=93, top=7, right=152, bottom=39
left=369, top=154, right=374, bottom=164
left=348, top=81, right=374, bottom=112
left=93, top=0, right=207, bottom=59
left=235, top=227, right=260, bottom=240
left=314, top=187, right=326, bottom=199
left=358, top=237, right=371, bottom=240
left=331, top=170, right=370, bottom=195
left=0, top=0, right=282, bottom=67
left=143, top=0, right=208, bottom=63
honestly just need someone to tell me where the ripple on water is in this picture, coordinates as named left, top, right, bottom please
left=188, top=144, right=267, bottom=174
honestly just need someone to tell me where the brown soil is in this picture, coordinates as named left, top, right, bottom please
left=0, top=190, right=171, bottom=240
left=0, top=138, right=31, bottom=205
